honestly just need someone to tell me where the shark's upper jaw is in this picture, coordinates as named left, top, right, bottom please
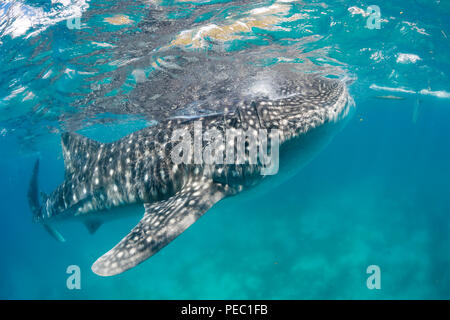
left=295, top=77, right=350, bottom=120
left=295, top=77, right=351, bottom=125
left=254, top=76, right=352, bottom=140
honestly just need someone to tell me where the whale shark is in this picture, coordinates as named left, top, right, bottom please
left=28, top=73, right=353, bottom=276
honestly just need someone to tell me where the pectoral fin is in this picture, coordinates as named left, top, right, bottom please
left=43, top=224, right=66, bottom=242
left=91, top=178, right=227, bottom=276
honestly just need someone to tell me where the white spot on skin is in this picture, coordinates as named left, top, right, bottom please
left=109, top=169, right=114, bottom=176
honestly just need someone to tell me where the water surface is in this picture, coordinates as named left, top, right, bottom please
left=0, top=0, right=449, bottom=299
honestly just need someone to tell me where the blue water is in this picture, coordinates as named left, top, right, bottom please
left=1, top=0, right=450, bottom=299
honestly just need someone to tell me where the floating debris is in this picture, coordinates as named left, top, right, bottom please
left=396, top=53, right=422, bottom=64
left=167, top=3, right=308, bottom=49
left=104, top=15, right=133, bottom=26
left=412, top=98, right=420, bottom=124
left=374, top=95, right=406, bottom=100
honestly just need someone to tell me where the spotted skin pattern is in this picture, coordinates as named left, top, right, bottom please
left=92, top=178, right=226, bottom=276
left=28, top=75, right=351, bottom=276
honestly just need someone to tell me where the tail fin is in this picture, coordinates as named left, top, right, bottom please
left=27, top=159, right=66, bottom=242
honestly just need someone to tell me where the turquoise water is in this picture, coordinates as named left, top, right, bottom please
left=1, top=0, right=450, bottom=299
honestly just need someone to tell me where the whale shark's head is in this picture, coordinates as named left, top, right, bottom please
left=252, top=74, right=353, bottom=137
